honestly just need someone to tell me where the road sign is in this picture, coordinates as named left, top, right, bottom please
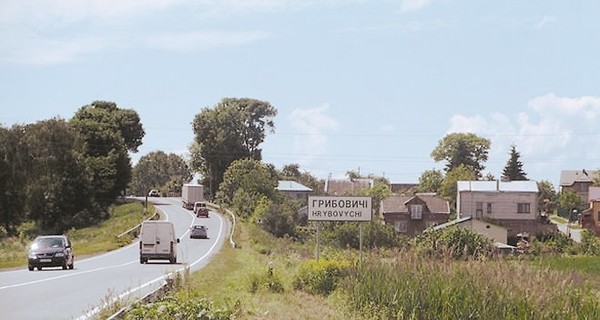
left=308, top=196, right=372, bottom=221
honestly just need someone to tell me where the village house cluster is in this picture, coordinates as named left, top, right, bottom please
left=276, top=169, right=600, bottom=248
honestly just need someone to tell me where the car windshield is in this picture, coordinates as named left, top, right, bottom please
left=31, top=237, right=64, bottom=250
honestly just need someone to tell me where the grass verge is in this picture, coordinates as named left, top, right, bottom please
left=0, top=201, right=152, bottom=269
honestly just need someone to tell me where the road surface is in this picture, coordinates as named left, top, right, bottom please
left=0, top=197, right=229, bottom=320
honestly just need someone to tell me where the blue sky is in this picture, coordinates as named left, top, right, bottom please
left=1, top=0, right=598, bottom=188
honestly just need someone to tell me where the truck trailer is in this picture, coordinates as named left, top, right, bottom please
left=182, top=183, right=204, bottom=210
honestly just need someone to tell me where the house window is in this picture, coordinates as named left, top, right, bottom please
left=395, top=221, right=407, bottom=233
left=517, top=203, right=531, bottom=214
left=410, top=205, right=423, bottom=219
left=487, top=203, right=492, bottom=214
left=597, top=212, right=600, bottom=222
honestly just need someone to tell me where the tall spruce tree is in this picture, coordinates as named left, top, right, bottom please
left=502, top=144, right=528, bottom=181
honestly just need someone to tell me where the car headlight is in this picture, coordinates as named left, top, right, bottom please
left=28, top=252, right=37, bottom=259
left=55, top=252, right=65, bottom=257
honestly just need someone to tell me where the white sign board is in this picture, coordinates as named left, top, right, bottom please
left=308, top=196, right=372, bottom=221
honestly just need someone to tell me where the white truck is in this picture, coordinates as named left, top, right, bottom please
left=182, top=183, right=204, bottom=210
left=139, top=220, right=179, bottom=264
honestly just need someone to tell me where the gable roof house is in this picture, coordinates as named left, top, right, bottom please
left=380, top=193, right=450, bottom=237
left=457, top=180, right=556, bottom=240
left=560, top=169, right=600, bottom=205
left=276, top=180, right=312, bottom=201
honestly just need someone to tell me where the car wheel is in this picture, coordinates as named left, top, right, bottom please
left=68, top=262, right=74, bottom=270
left=37, top=266, right=42, bottom=271
left=28, top=265, right=34, bottom=271
left=62, top=263, right=67, bottom=270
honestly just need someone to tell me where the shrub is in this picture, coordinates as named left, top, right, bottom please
left=292, top=259, right=350, bottom=295
left=246, top=269, right=284, bottom=293
left=414, top=227, right=495, bottom=260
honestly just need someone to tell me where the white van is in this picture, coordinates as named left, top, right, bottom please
left=139, top=221, right=180, bottom=264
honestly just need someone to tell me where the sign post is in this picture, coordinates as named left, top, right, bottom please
left=308, top=196, right=372, bottom=262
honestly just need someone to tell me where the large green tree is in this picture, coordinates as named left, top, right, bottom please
left=416, top=169, right=444, bottom=194
left=24, top=119, right=95, bottom=233
left=216, top=158, right=278, bottom=218
left=502, top=144, right=528, bottom=181
left=0, top=125, right=29, bottom=235
left=431, top=133, right=491, bottom=177
left=70, top=101, right=144, bottom=208
left=537, top=180, right=558, bottom=215
left=439, top=164, right=477, bottom=213
left=191, top=98, right=277, bottom=197
left=130, top=151, right=192, bottom=196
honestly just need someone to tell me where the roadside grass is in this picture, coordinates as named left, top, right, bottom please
left=122, top=220, right=600, bottom=320
left=342, top=254, right=600, bottom=319
left=533, top=255, right=600, bottom=275
left=0, top=201, right=152, bottom=269
left=122, top=222, right=357, bottom=320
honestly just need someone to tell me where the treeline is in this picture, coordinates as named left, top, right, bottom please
left=0, top=101, right=144, bottom=236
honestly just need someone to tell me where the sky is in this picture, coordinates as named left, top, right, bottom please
left=1, top=0, right=598, bottom=189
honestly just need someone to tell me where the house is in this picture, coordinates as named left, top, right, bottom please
left=580, top=186, right=600, bottom=236
left=560, top=169, right=600, bottom=204
left=276, top=180, right=312, bottom=200
left=457, top=180, right=556, bottom=239
left=431, top=216, right=508, bottom=244
left=324, top=178, right=373, bottom=195
left=380, top=193, right=450, bottom=237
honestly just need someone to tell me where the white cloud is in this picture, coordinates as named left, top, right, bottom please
left=289, top=104, right=339, bottom=166
left=0, top=32, right=119, bottom=65
left=146, top=30, right=270, bottom=52
left=400, top=0, right=434, bottom=13
left=534, top=15, right=557, bottom=29
left=448, top=93, right=600, bottom=183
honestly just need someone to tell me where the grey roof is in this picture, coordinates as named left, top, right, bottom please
left=430, top=216, right=472, bottom=231
left=277, top=180, right=312, bottom=192
left=559, top=170, right=599, bottom=186
left=457, top=180, right=538, bottom=193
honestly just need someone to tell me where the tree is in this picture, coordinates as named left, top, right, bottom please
left=70, top=101, right=145, bottom=209
left=129, top=151, right=192, bottom=196
left=191, top=98, right=277, bottom=197
left=502, top=144, right=528, bottom=181
left=537, top=180, right=558, bottom=215
left=439, top=164, right=477, bottom=213
left=431, top=133, right=491, bottom=177
left=216, top=158, right=278, bottom=218
left=24, top=119, right=95, bottom=232
left=0, top=125, right=29, bottom=235
left=279, top=163, right=325, bottom=195
left=416, top=169, right=444, bottom=194
left=559, top=189, right=583, bottom=221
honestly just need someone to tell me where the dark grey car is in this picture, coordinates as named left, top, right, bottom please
left=27, top=235, right=74, bottom=271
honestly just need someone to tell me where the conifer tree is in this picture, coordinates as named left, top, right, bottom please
left=502, top=144, right=528, bottom=181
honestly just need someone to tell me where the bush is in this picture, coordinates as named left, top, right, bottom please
left=292, top=259, right=350, bottom=295
left=414, top=227, right=495, bottom=260
left=246, top=268, right=284, bottom=293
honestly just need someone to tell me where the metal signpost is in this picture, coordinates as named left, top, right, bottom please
left=308, top=196, right=372, bottom=262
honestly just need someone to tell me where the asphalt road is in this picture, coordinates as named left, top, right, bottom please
left=0, top=197, right=229, bottom=320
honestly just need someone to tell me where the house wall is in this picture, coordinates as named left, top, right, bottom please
left=383, top=212, right=449, bottom=237
left=581, top=201, right=600, bottom=236
left=459, top=191, right=537, bottom=221
left=562, top=182, right=592, bottom=204
left=465, top=219, right=507, bottom=243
